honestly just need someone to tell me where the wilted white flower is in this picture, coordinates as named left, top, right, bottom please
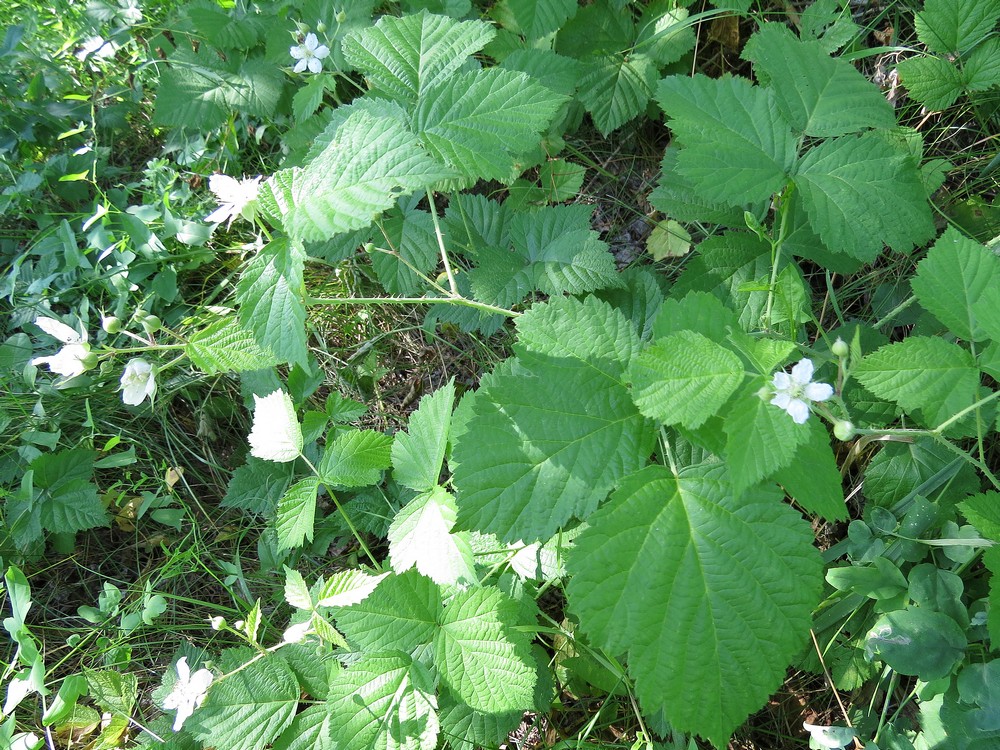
left=803, top=721, right=857, bottom=749
left=248, top=390, right=303, bottom=462
left=770, top=358, right=833, bottom=424
left=289, top=33, right=329, bottom=73
left=120, top=359, right=156, bottom=405
left=205, top=174, right=262, bottom=228
left=30, top=317, right=95, bottom=378
left=163, top=657, right=213, bottom=732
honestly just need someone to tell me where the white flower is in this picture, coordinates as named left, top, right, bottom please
left=282, top=621, right=312, bottom=643
left=120, top=359, right=156, bottom=405
left=248, top=390, right=303, bottom=462
left=770, top=358, right=833, bottom=424
left=30, top=317, right=94, bottom=378
left=205, top=174, right=262, bottom=228
left=289, top=33, right=329, bottom=74
left=35, top=316, right=86, bottom=345
left=163, top=657, right=213, bottom=732
left=803, top=722, right=857, bottom=749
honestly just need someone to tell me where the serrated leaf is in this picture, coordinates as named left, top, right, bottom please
left=334, top=571, right=439, bottom=652
left=577, top=53, right=658, bottom=136
left=629, top=331, right=744, bottom=429
left=793, top=132, right=935, bottom=260
left=414, top=69, right=565, bottom=182
left=236, top=238, right=308, bottom=367
left=965, top=37, right=1000, bottom=91
left=434, top=588, right=537, bottom=713
left=438, top=698, right=521, bottom=750
left=958, top=492, right=1000, bottom=540
left=318, top=429, right=393, bottom=487
left=191, top=655, right=297, bottom=750
left=272, top=704, right=335, bottom=750
left=568, top=464, right=822, bottom=746
left=393, top=381, right=455, bottom=491
left=724, top=381, right=811, bottom=495
left=452, top=297, right=654, bottom=542
left=492, top=0, right=577, bottom=40
left=186, top=317, right=281, bottom=374
left=283, top=567, right=312, bottom=610
left=31, top=450, right=107, bottom=535
left=282, top=110, right=452, bottom=242
left=222, top=458, right=293, bottom=514
left=853, top=337, right=978, bottom=427
left=317, top=569, right=390, bottom=607
left=896, top=55, right=965, bottom=110
left=651, top=289, right=741, bottom=344
left=914, top=0, right=1000, bottom=54
left=388, top=487, right=476, bottom=586
left=649, top=150, right=751, bottom=227
left=343, top=12, right=494, bottom=105
left=328, top=653, right=438, bottom=750
left=744, top=24, right=895, bottom=137
left=657, top=74, right=796, bottom=204
left=275, top=477, right=320, bottom=551
left=912, top=227, right=1000, bottom=341
left=500, top=49, right=582, bottom=96
left=636, top=3, right=696, bottom=66
left=370, top=208, right=438, bottom=296
left=773, top=419, right=847, bottom=520
left=538, top=159, right=585, bottom=202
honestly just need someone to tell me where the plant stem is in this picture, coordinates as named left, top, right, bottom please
left=305, top=294, right=519, bottom=318
left=425, top=188, right=459, bottom=296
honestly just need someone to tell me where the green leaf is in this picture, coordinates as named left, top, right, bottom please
left=452, top=297, right=653, bottom=541
left=965, top=37, right=1000, bottom=91
left=318, top=429, right=393, bottom=487
left=636, top=3, right=696, bottom=66
left=343, top=11, right=494, bottom=104
left=491, top=0, right=578, bottom=40
left=911, top=227, right=1000, bottom=341
left=793, top=132, right=935, bottom=260
left=434, top=588, right=537, bottom=713
left=186, top=317, right=282, bottom=374
left=724, top=381, right=811, bottom=495
left=863, top=437, right=978, bottom=508
left=414, top=68, right=565, bottom=182
left=334, top=571, right=439, bottom=653
left=853, top=337, right=978, bottom=427
left=657, top=74, right=796, bottom=204
left=773, top=420, right=847, bottom=520
left=328, top=653, right=438, bottom=750
left=275, top=477, right=320, bottom=551
left=281, top=110, right=452, bottom=242
left=865, top=608, right=967, bottom=680
left=393, top=381, right=455, bottom=491
left=628, top=331, right=744, bottom=429
left=958, top=492, right=1000, bottom=540
left=272, top=704, right=335, bottom=750
left=222, top=458, right=293, bottom=515
left=438, top=698, right=520, bottom=750
left=651, top=290, right=741, bottom=346
left=316, top=570, right=390, bottom=607
left=236, top=238, right=308, bottom=367
left=568, top=464, right=822, bottom=746
left=370, top=208, right=438, bottom=296
left=743, top=24, right=896, bottom=137
left=292, top=74, right=329, bottom=123
left=388, top=486, right=476, bottom=585
left=577, top=53, right=658, bottom=136
left=191, top=655, right=298, bottom=750
left=31, top=450, right=107, bottom=535
left=914, top=0, right=1000, bottom=54
left=895, top=55, right=965, bottom=110
left=649, top=150, right=750, bottom=227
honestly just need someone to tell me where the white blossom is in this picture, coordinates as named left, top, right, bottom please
left=120, top=359, right=156, bottom=405
left=803, top=722, right=857, bottom=749
left=282, top=621, right=312, bottom=643
left=770, top=358, right=833, bottom=424
left=30, top=317, right=94, bottom=378
left=248, top=390, right=303, bottom=462
left=205, top=174, right=261, bottom=228
left=289, top=33, right=329, bottom=74
left=163, top=657, right=213, bottom=732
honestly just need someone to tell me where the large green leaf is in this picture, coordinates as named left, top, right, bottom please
left=370, top=207, right=438, bottom=296
left=743, top=24, right=896, bottom=137
left=275, top=477, right=320, bottom=551
left=793, top=132, right=934, bottom=261
left=433, top=588, right=537, bottom=713
left=388, top=486, right=476, bottom=585
left=452, top=297, right=653, bottom=542
left=911, top=227, right=1000, bottom=341
left=342, top=11, right=494, bottom=104
left=437, top=698, right=521, bottom=750
left=913, top=0, right=1000, bottom=54
left=318, top=429, right=393, bottom=487
left=577, top=53, right=658, bottom=136
left=491, top=0, right=578, bottom=40
left=235, top=239, right=308, bottom=367
left=334, top=571, right=439, bottom=653
left=30, top=450, right=106, bottom=536
left=772, top=419, right=847, bottom=520
left=392, top=381, right=455, bottom=492
left=186, top=317, right=282, bottom=374
left=895, top=55, right=966, bottom=110
left=656, top=74, right=796, bottom=205
left=272, top=704, right=335, bottom=750
left=568, top=464, right=822, bottom=746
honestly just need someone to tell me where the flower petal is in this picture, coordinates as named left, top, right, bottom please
left=786, top=398, right=810, bottom=424
left=289, top=44, right=305, bottom=59
left=314, top=44, right=330, bottom=59
left=804, top=382, right=833, bottom=402
left=789, top=358, right=815, bottom=385
left=307, top=57, right=322, bottom=73
left=35, top=317, right=85, bottom=344
left=771, top=371, right=791, bottom=391
left=293, top=58, right=307, bottom=73
left=304, top=33, right=319, bottom=51
left=770, top=392, right=792, bottom=410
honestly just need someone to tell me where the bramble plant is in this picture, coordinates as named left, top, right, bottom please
left=3, top=1, right=1000, bottom=749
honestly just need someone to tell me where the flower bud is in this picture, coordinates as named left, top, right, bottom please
left=833, top=420, right=855, bottom=441
left=80, top=351, right=99, bottom=371
left=316, top=21, right=326, bottom=33
left=831, top=338, right=849, bottom=359
left=335, top=10, right=346, bottom=23
left=756, top=385, right=772, bottom=401
left=102, top=315, right=121, bottom=334
left=209, top=616, right=227, bottom=630
left=140, top=315, right=161, bottom=334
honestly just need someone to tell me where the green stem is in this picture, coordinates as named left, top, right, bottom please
left=872, top=295, right=917, bottom=329
left=301, top=454, right=379, bottom=568
left=933, top=389, right=1000, bottom=435
left=425, top=188, right=458, bottom=296
left=305, top=294, right=519, bottom=318
left=764, top=186, right=794, bottom=329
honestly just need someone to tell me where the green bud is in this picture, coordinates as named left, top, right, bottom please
left=335, top=10, right=346, bottom=23
left=101, top=315, right=121, bottom=334
left=831, top=338, right=849, bottom=359
left=80, top=351, right=100, bottom=371
left=833, top=421, right=855, bottom=441
left=316, top=21, right=326, bottom=33
left=141, top=315, right=161, bottom=334
left=756, top=386, right=772, bottom=402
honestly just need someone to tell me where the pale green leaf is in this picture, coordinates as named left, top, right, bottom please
left=911, top=227, right=1000, bottom=341
left=318, top=429, right=393, bottom=487
left=235, top=238, right=308, bottom=367
left=577, top=53, right=658, bottom=136
left=500, top=49, right=582, bottom=96
left=434, top=588, right=537, bottom=713
left=342, top=12, right=494, bottom=104
left=896, top=55, right=965, bottom=109
left=186, top=317, right=281, bottom=374
left=316, top=570, right=390, bottom=607
left=657, top=74, right=796, bottom=204
left=645, top=219, right=691, bottom=260
left=393, top=381, right=455, bottom=491
left=275, top=477, right=320, bottom=551
left=191, top=655, right=298, bottom=750
left=388, top=487, right=476, bottom=585
left=283, top=567, right=312, bottom=610
left=773, top=420, right=847, bottom=520
left=492, top=0, right=577, bottom=39
left=853, top=337, right=978, bottom=427
left=743, top=24, right=896, bottom=137
left=793, top=132, right=935, bottom=260
left=568, top=464, right=822, bottom=747
left=334, top=571, right=439, bottom=653
left=636, top=4, right=696, bottom=66
left=914, top=0, right=1000, bottom=54
left=628, top=331, right=744, bottom=429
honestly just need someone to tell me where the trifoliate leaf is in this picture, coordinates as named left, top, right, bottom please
left=186, top=317, right=281, bottom=374
left=327, top=653, right=438, bottom=750
left=657, top=74, right=796, bottom=205
left=318, top=429, right=393, bottom=487
left=434, top=588, right=537, bottom=713
left=343, top=11, right=494, bottom=104
left=30, top=450, right=107, bottom=536
left=628, top=331, right=744, bottom=429
left=793, top=132, right=934, bottom=260
left=577, top=53, right=659, bottom=135
left=235, top=238, right=307, bottom=367
left=914, top=0, right=1000, bottom=54
left=388, top=486, right=477, bottom=585
left=912, top=227, right=1000, bottom=341
left=190, top=655, right=298, bottom=750
left=393, top=380, right=456, bottom=491
left=853, top=337, right=978, bottom=427
left=773, top=420, right=847, bottom=520
left=452, top=297, right=653, bottom=542
left=896, top=55, right=966, bottom=110
left=275, top=477, right=320, bottom=551
left=568, top=464, right=822, bottom=747
left=334, top=571, right=439, bottom=653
